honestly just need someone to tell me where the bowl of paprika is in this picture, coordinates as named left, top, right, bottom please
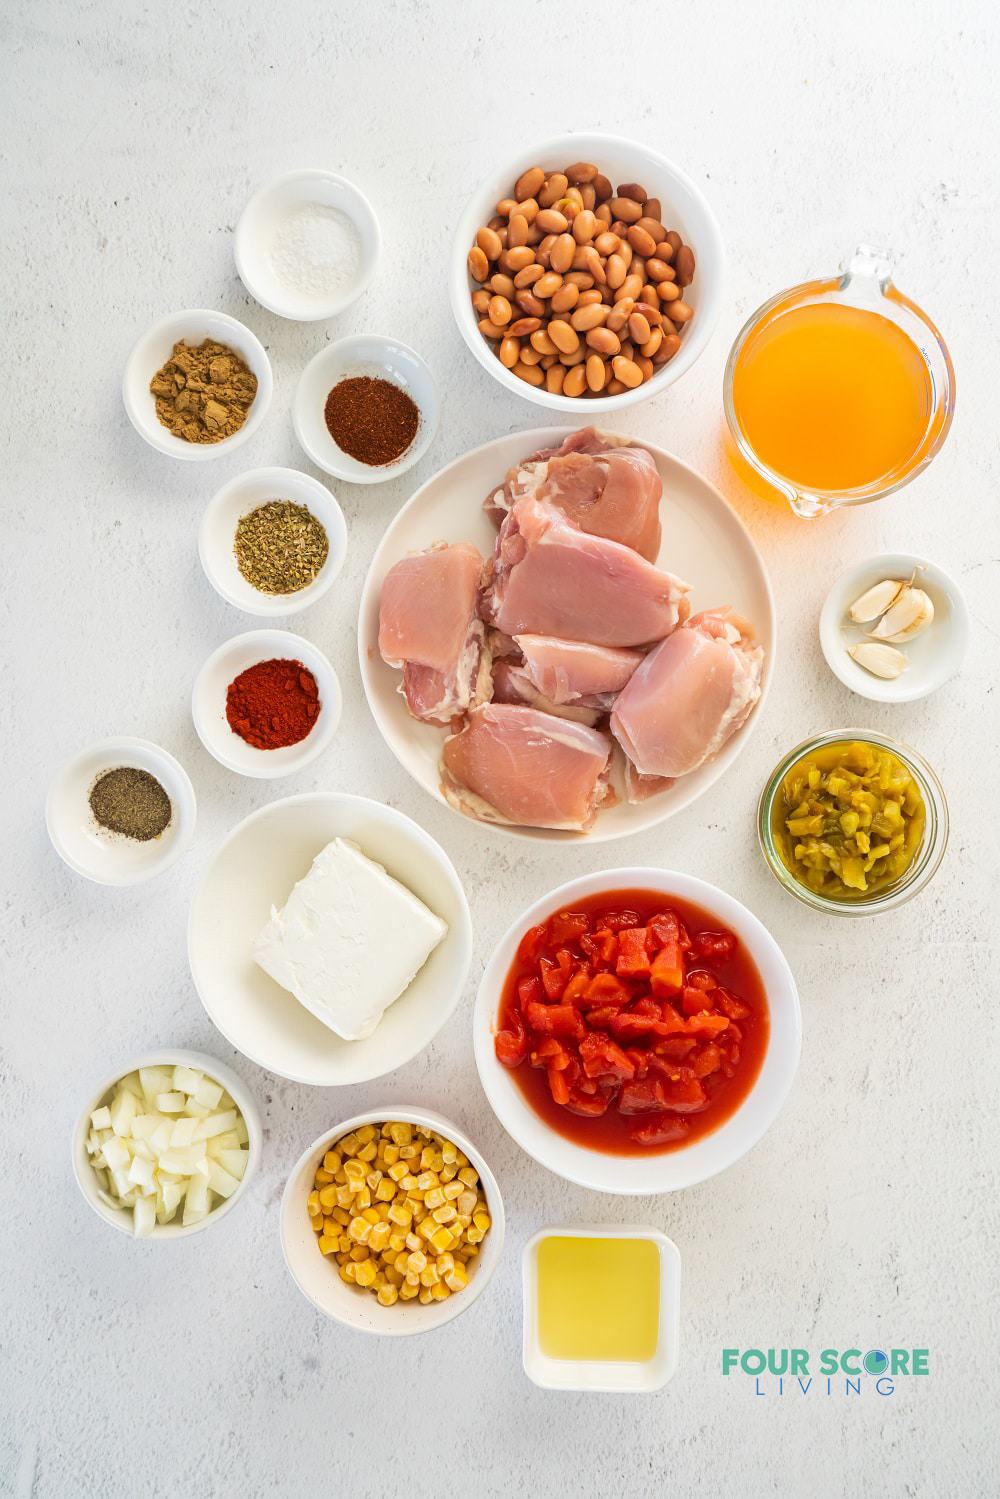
left=192, top=629, right=342, bottom=779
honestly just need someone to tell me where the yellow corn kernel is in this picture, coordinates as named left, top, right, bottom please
left=418, top=1218, right=437, bottom=1243
left=419, top=1149, right=436, bottom=1171
left=318, top=1185, right=337, bottom=1210
left=416, top=1170, right=438, bottom=1192
left=354, top=1187, right=372, bottom=1210
left=354, top=1259, right=377, bottom=1288
left=399, top=1174, right=419, bottom=1192
left=377, top=1284, right=398, bottom=1307
left=358, top=1141, right=377, bottom=1163
left=432, top=1204, right=457, bottom=1225
left=361, top=1207, right=380, bottom=1226
left=423, top=1186, right=445, bottom=1211
left=306, top=1190, right=320, bottom=1214
left=388, top=1122, right=412, bottom=1146
left=388, top=1230, right=406, bottom=1252
left=473, top=1209, right=491, bottom=1232
left=440, top=1164, right=457, bottom=1182
left=311, top=1217, right=323, bottom=1234
left=317, top=1234, right=338, bottom=1255
left=441, top=1141, right=457, bottom=1165
left=387, top=1161, right=408, bottom=1184
left=444, top=1261, right=469, bottom=1292
left=369, top=1222, right=391, bottom=1252
left=399, top=1144, right=419, bottom=1161
left=430, top=1281, right=451, bottom=1301
left=382, top=1143, right=400, bottom=1166
left=407, top=1250, right=427, bottom=1273
left=349, top=1244, right=370, bottom=1263
left=375, top=1178, right=396, bottom=1202
left=466, top=1227, right=483, bottom=1244
left=385, top=1265, right=403, bottom=1287
left=420, top=1263, right=440, bottom=1287
left=387, top=1202, right=412, bottom=1228
left=443, top=1181, right=464, bottom=1202
left=455, top=1189, right=476, bottom=1212
left=338, top=1235, right=351, bottom=1253
left=339, top=1132, right=359, bottom=1156
left=356, top=1124, right=377, bottom=1145
left=322, top=1216, right=338, bottom=1235
left=339, top=1261, right=357, bottom=1284
left=419, top=1286, right=434, bottom=1305
left=323, top=1150, right=342, bottom=1173
left=404, top=1272, right=420, bottom=1289
left=332, top=1206, right=350, bottom=1226
left=335, top=1185, right=354, bottom=1209
left=436, top=1251, right=455, bottom=1276
left=430, top=1226, right=454, bottom=1254
left=398, top=1280, right=419, bottom=1300
left=457, top=1166, right=478, bottom=1187
left=348, top=1216, right=371, bottom=1244
left=314, top=1167, right=333, bottom=1185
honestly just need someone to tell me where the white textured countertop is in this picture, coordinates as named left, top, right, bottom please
left=3, top=1, right=997, bottom=1494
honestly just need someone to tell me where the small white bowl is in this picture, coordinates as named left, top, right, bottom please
left=292, top=334, right=439, bottom=484
left=199, top=466, right=347, bottom=617
left=46, top=736, right=196, bottom=886
left=474, top=869, right=800, bottom=1195
left=72, top=1049, right=261, bottom=1240
left=235, top=169, right=380, bottom=321
left=281, top=1106, right=504, bottom=1334
left=188, top=793, right=472, bottom=1086
left=522, top=1226, right=680, bottom=1392
left=123, top=309, right=273, bottom=461
left=191, top=628, right=341, bottom=779
left=451, top=132, right=725, bottom=413
left=820, top=552, right=970, bottom=703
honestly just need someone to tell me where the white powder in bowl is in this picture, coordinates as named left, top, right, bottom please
left=268, top=203, right=362, bottom=300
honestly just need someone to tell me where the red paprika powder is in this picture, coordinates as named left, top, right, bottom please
left=225, top=658, right=320, bottom=750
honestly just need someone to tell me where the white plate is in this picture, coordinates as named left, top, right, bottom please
left=819, top=552, right=970, bottom=703
left=358, top=428, right=775, bottom=842
left=188, top=794, right=472, bottom=1086
left=474, top=868, right=801, bottom=1195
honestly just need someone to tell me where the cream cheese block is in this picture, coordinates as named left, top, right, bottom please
left=253, top=838, right=447, bottom=1041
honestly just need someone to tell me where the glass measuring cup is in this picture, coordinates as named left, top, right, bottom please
left=723, top=247, right=955, bottom=518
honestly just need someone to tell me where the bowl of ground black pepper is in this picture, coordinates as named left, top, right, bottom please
left=192, top=629, right=342, bottom=779
left=199, top=466, right=347, bottom=617
left=292, top=334, right=439, bottom=484
left=45, top=737, right=197, bottom=886
left=123, top=309, right=273, bottom=460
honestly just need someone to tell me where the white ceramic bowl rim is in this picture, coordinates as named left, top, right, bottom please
left=451, top=131, right=725, bottom=412
left=72, top=1048, right=261, bottom=1240
left=474, top=868, right=800, bottom=1194
left=280, top=1105, right=505, bottom=1334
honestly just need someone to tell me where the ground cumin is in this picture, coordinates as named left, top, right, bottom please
left=150, top=339, right=258, bottom=444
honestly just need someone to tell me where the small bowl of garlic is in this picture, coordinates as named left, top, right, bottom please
left=820, top=553, right=970, bottom=704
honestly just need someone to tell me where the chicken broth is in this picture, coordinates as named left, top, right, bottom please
left=495, top=890, right=769, bottom=1155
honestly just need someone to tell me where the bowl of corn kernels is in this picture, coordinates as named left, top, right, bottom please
left=280, top=1107, right=505, bottom=1335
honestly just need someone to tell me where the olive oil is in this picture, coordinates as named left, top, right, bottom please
left=536, top=1235, right=660, bottom=1363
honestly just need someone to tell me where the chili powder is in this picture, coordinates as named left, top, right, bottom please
left=225, top=658, right=321, bottom=750
left=323, top=375, right=419, bottom=466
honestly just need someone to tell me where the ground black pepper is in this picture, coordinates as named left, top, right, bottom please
left=323, top=376, right=420, bottom=466
left=89, top=767, right=172, bottom=841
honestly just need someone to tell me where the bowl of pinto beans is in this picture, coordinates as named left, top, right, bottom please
left=473, top=868, right=800, bottom=1194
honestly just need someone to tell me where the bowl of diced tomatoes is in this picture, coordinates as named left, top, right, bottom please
left=473, top=869, right=800, bottom=1194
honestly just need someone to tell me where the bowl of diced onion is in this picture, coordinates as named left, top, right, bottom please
left=73, top=1050, right=261, bottom=1240
left=280, top=1107, right=505, bottom=1335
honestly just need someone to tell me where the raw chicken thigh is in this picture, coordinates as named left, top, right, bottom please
left=378, top=542, right=490, bottom=724
left=441, top=704, right=613, bottom=831
left=514, top=636, right=643, bottom=707
left=485, top=427, right=663, bottom=560
left=485, top=498, right=689, bottom=648
left=611, top=609, right=765, bottom=783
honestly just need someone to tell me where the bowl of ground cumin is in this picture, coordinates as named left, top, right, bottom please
left=292, top=334, right=439, bottom=484
left=123, top=309, right=273, bottom=460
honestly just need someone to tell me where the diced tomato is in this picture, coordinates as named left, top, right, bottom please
left=682, top=984, right=715, bottom=1015
left=517, top=924, right=548, bottom=962
left=616, top=926, right=650, bottom=978
left=631, top=995, right=661, bottom=1018
left=618, top=1079, right=668, bottom=1114
left=550, top=910, right=590, bottom=945
left=584, top=1005, right=619, bottom=1028
left=566, top=1089, right=611, bottom=1117
left=583, top=972, right=631, bottom=1007
left=647, top=1054, right=691, bottom=1082
left=581, top=929, right=617, bottom=964
left=630, top=1114, right=690, bottom=1147
left=580, top=1032, right=635, bottom=1081
left=650, top=943, right=684, bottom=997
left=685, top=969, right=717, bottom=992
left=610, top=1009, right=689, bottom=1041
left=603, top=909, right=641, bottom=931
left=525, top=1001, right=584, bottom=1040
left=726, top=1022, right=743, bottom=1044
left=494, top=1011, right=528, bottom=1068
left=652, top=1036, right=697, bottom=1060
left=562, top=970, right=591, bottom=1004
left=692, top=1044, right=722, bottom=1078
left=715, top=987, right=751, bottom=1020
left=648, top=911, right=679, bottom=950
left=547, top=1067, right=571, bottom=1105
left=540, top=958, right=569, bottom=1000
left=534, top=1037, right=571, bottom=1068
left=660, top=1075, right=707, bottom=1113
left=685, top=1012, right=730, bottom=1039
left=624, top=1047, right=649, bottom=1079
left=517, top=976, right=544, bottom=1007
left=695, top=930, right=736, bottom=961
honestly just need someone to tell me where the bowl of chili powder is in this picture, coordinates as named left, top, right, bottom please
left=192, top=629, right=342, bottom=779
left=292, top=334, right=439, bottom=484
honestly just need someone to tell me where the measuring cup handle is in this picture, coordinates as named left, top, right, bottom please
left=840, top=244, right=894, bottom=296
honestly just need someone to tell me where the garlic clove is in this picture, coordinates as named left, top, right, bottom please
left=848, top=578, right=905, bottom=623
left=849, top=642, right=908, bottom=680
left=869, top=586, right=934, bottom=643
